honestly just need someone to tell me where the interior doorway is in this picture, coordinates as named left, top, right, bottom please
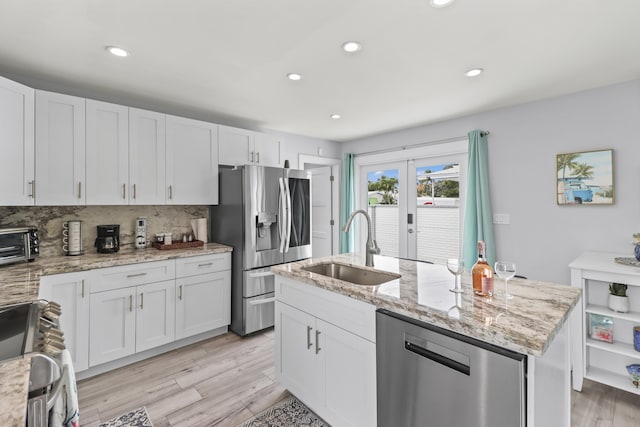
left=300, top=154, right=341, bottom=257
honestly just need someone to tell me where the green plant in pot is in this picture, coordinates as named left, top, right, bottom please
left=608, top=283, right=630, bottom=313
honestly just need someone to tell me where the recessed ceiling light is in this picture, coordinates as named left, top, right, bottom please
left=465, top=68, right=484, bottom=77
left=106, top=46, right=129, bottom=57
left=430, top=0, right=455, bottom=7
left=341, top=41, right=362, bottom=53
left=287, top=73, right=302, bottom=81
left=330, top=114, right=341, bottom=119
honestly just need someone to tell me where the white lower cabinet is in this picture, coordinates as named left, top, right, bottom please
left=40, top=254, right=230, bottom=372
left=38, top=272, right=90, bottom=372
left=275, top=276, right=377, bottom=427
left=176, top=253, right=232, bottom=339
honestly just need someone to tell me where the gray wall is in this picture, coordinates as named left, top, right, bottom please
left=342, top=79, right=640, bottom=285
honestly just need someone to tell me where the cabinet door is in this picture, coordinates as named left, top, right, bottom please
left=0, top=76, right=34, bottom=206
left=35, top=90, right=85, bottom=205
left=129, top=108, right=165, bottom=205
left=136, top=280, right=176, bottom=352
left=38, top=272, right=90, bottom=372
left=89, top=287, right=136, bottom=366
left=275, top=301, right=320, bottom=405
left=86, top=100, right=129, bottom=205
left=218, top=125, right=253, bottom=166
left=175, top=270, right=231, bottom=339
left=317, top=319, right=377, bottom=427
left=254, top=132, right=281, bottom=167
left=166, top=115, right=218, bottom=205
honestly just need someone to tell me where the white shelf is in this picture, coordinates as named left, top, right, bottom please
left=585, top=304, right=640, bottom=322
left=586, top=366, right=640, bottom=396
left=586, top=338, right=640, bottom=359
left=571, top=252, right=640, bottom=395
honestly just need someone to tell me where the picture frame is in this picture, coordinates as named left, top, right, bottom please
left=557, top=149, right=614, bottom=205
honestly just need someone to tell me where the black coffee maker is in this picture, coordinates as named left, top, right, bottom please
left=95, top=225, right=120, bottom=253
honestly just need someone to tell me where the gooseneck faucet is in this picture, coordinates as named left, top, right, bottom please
left=343, top=209, right=381, bottom=267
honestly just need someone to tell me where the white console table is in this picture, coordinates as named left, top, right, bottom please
left=569, top=251, right=640, bottom=394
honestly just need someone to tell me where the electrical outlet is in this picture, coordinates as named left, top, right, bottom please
left=493, top=213, right=510, bottom=225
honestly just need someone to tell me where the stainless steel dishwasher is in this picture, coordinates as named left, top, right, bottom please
left=377, top=309, right=526, bottom=427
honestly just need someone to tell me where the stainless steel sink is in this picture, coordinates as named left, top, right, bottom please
left=301, top=262, right=400, bottom=286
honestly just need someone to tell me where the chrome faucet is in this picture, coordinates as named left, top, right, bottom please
left=343, top=209, right=381, bottom=267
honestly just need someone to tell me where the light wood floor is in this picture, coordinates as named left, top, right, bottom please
left=78, top=329, right=640, bottom=426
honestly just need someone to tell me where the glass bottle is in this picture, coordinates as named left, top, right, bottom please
left=472, top=240, right=494, bottom=297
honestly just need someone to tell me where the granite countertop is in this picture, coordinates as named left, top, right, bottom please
left=271, top=254, right=582, bottom=357
left=0, top=242, right=233, bottom=306
left=0, top=242, right=233, bottom=424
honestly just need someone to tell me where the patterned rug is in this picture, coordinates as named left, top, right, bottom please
left=237, top=396, right=330, bottom=427
left=99, top=407, right=154, bottom=427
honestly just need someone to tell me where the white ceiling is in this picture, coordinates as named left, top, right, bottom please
left=1, top=0, right=639, bottom=142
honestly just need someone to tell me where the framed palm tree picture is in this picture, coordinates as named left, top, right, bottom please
left=557, top=149, right=614, bottom=205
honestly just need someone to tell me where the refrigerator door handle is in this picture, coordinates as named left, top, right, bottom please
left=278, top=177, right=287, bottom=254
left=284, top=177, right=292, bottom=253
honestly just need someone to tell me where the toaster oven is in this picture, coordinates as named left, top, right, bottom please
left=0, top=227, right=39, bottom=266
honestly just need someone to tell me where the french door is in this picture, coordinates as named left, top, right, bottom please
left=357, top=152, right=466, bottom=264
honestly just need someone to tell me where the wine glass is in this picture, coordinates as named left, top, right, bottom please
left=494, top=261, right=516, bottom=299
left=447, top=258, right=464, bottom=293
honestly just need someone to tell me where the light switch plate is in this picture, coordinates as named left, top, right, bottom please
left=493, top=213, right=510, bottom=225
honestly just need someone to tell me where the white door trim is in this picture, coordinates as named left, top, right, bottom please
left=299, top=154, right=341, bottom=256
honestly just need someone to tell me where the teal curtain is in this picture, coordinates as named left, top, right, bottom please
left=340, top=153, right=356, bottom=253
left=462, top=130, right=496, bottom=268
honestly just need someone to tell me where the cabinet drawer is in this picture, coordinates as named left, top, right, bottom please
left=176, top=252, right=231, bottom=278
left=275, top=276, right=376, bottom=343
left=91, top=260, right=175, bottom=293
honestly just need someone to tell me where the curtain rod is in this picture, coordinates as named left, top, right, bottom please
left=353, top=131, right=490, bottom=158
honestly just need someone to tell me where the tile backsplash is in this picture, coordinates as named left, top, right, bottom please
left=0, top=205, right=208, bottom=257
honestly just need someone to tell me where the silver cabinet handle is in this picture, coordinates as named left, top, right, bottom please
left=78, top=182, right=82, bottom=199
left=122, top=184, right=126, bottom=199
left=178, top=285, right=183, bottom=300
left=81, top=280, right=85, bottom=298
left=198, top=262, right=213, bottom=268
left=169, top=185, right=173, bottom=200
left=256, top=152, right=260, bottom=164
left=250, top=151, right=254, bottom=163
left=307, top=326, right=313, bottom=350
left=29, top=180, right=35, bottom=198
left=129, top=295, right=133, bottom=312
left=126, top=272, right=147, bottom=278
left=140, top=292, right=144, bottom=309
left=315, top=330, right=321, bottom=354
left=133, top=183, right=136, bottom=199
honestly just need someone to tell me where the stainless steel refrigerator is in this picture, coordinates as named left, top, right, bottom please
left=210, top=165, right=312, bottom=336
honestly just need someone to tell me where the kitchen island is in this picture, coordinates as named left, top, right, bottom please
left=271, top=254, right=582, bottom=427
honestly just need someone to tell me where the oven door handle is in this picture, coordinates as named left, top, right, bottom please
left=46, top=364, right=69, bottom=411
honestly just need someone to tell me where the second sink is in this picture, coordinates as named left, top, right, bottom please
left=302, top=262, right=400, bottom=286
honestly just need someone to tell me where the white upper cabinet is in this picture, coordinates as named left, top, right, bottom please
left=86, top=100, right=129, bottom=205
left=0, top=76, right=34, bottom=205
left=166, top=115, right=219, bottom=205
left=129, top=108, right=166, bottom=205
left=218, top=125, right=253, bottom=166
left=254, top=132, right=281, bottom=167
left=218, top=125, right=281, bottom=167
left=35, top=90, right=86, bottom=205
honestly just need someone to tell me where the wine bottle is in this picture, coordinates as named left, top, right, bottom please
left=472, top=240, right=494, bottom=297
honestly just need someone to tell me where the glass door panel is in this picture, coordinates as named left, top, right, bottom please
left=360, top=162, right=407, bottom=258
left=408, top=154, right=465, bottom=265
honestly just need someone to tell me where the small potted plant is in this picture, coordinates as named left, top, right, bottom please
left=609, top=282, right=630, bottom=313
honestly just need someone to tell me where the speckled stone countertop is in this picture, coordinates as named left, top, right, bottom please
left=0, top=242, right=233, bottom=306
left=0, top=358, right=30, bottom=427
left=0, top=242, right=232, bottom=425
left=271, top=254, right=582, bottom=357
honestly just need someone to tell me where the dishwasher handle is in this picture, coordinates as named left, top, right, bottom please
left=404, top=340, right=470, bottom=376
